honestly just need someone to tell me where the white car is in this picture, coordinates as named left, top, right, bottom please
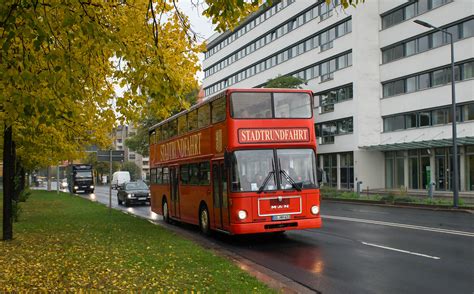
left=111, top=171, right=131, bottom=189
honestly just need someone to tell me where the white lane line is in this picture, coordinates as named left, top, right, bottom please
left=361, top=242, right=441, bottom=260
left=322, top=215, right=474, bottom=238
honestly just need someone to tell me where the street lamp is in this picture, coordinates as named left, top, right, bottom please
left=414, top=20, right=459, bottom=208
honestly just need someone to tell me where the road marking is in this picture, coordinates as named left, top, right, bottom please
left=361, top=242, right=441, bottom=260
left=322, top=215, right=474, bottom=237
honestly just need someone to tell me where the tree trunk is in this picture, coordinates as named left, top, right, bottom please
left=3, top=124, right=14, bottom=241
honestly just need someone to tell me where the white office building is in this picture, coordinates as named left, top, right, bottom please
left=202, top=0, right=474, bottom=193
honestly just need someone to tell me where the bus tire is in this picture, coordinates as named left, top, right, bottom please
left=199, top=205, right=211, bottom=236
left=162, top=199, right=170, bottom=223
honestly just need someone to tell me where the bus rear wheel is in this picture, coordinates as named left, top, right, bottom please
left=199, top=206, right=211, bottom=236
left=162, top=200, right=170, bottom=223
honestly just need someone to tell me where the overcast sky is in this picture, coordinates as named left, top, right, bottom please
left=178, top=1, right=217, bottom=83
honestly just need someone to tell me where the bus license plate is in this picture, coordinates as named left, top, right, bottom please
left=272, top=215, right=290, bottom=221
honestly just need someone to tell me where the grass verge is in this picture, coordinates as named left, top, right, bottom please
left=0, top=190, right=274, bottom=292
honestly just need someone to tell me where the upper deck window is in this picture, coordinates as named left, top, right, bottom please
left=231, top=92, right=312, bottom=119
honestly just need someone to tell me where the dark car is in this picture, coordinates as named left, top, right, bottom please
left=117, top=181, right=150, bottom=206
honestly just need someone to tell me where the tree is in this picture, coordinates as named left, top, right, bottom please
left=121, top=161, right=142, bottom=181
left=0, top=1, right=201, bottom=240
left=1, top=0, right=364, bottom=240
left=264, top=75, right=306, bottom=89
left=125, top=87, right=199, bottom=157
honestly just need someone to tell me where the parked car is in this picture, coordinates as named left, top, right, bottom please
left=60, top=178, right=68, bottom=189
left=117, top=181, right=150, bottom=206
left=112, top=171, right=131, bottom=189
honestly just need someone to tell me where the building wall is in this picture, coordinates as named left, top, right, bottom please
left=203, top=0, right=474, bottom=191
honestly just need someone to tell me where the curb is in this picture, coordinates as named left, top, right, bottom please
left=323, top=198, right=474, bottom=214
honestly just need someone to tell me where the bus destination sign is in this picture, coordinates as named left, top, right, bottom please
left=238, top=128, right=309, bottom=144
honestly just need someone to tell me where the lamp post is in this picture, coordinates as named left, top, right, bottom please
left=414, top=20, right=459, bottom=208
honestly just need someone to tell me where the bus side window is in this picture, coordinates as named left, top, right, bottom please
left=198, top=104, right=211, bottom=129
left=178, top=115, right=187, bottom=135
left=199, top=162, right=210, bottom=185
left=189, top=163, right=199, bottom=185
left=180, top=164, right=189, bottom=184
left=212, top=97, right=226, bottom=123
left=162, top=123, right=169, bottom=140
left=188, top=110, right=198, bottom=132
left=169, top=119, right=177, bottom=138
left=162, top=167, right=169, bottom=184
left=156, top=126, right=162, bottom=142
left=156, top=167, right=163, bottom=184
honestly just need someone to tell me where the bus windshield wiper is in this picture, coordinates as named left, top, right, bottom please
left=257, top=171, right=275, bottom=194
left=257, top=159, right=276, bottom=194
left=280, top=169, right=302, bottom=191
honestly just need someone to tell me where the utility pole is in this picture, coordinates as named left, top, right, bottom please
left=414, top=20, right=459, bottom=207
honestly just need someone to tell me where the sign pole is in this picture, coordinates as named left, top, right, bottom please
left=109, top=149, right=112, bottom=211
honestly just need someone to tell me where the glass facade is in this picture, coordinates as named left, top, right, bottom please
left=323, top=154, right=337, bottom=188
left=384, top=147, right=474, bottom=191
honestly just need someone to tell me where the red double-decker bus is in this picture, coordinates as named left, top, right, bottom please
left=149, top=88, right=322, bottom=235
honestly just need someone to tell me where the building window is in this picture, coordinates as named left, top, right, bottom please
left=340, top=152, right=354, bottom=189
left=323, top=154, right=337, bottom=188
left=383, top=102, right=471, bottom=132
left=385, top=151, right=405, bottom=189
left=204, top=12, right=353, bottom=79
left=381, top=18, right=473, bottom=64
left=467, top=146, right=474, bottom=191
left=129, top=153, right=136, bottom=160
left=204, top=0, right=295, bottom=60
left=316, top=117, right=353, bottom=144
left=382, top=59, right=473, bottom=98
left=381, top=0, right=452, bottom=30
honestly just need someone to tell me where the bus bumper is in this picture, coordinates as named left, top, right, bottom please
left=229, top=217, right=322, bottom=235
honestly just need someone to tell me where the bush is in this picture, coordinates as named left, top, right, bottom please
left=19, top=188, right=31, bottom=202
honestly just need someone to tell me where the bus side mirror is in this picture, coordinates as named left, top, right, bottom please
left=224, top=150, right=231, bottom=169
left=317, top=168, right=323, bottom=184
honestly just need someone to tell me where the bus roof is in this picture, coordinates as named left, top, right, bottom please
left=148, top=88, right=313, bottom=133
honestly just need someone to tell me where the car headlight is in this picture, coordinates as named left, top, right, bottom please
left=311, top=205, right=320, bottom=215
left=148, top=192, right=151, bottom=197
left=127, top=193, right=133, bottom=198
left=74, top=186, right=78, bottom=190
left=90, top=185, right=94, bottom=189
left=237, top=210, right=247, bottom=220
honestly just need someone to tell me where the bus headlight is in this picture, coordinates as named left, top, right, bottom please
left=311, top=205, right=320, bottom=215
left=237, top=210, right=247, bottom=220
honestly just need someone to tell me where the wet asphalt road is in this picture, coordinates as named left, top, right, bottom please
left=58, top=185, right=473, bottom=294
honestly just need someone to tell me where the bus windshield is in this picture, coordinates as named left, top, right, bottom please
left=231, top=92, right=312, bottom=119
left=231, top=148, right=317, bottom=192
left=75, top=171, right=92, bottom=178
left=231, top=150, right=277, bottom=192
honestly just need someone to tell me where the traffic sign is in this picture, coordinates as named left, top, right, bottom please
left=96, top=150, right=125, bottom=162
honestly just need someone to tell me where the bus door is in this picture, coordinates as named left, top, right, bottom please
left=170, top=166, right=180, bottom=219
left=212, top=161, right=230, bottom=230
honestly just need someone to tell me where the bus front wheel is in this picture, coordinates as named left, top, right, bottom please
left=199, top=205, right=211, bottom=236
